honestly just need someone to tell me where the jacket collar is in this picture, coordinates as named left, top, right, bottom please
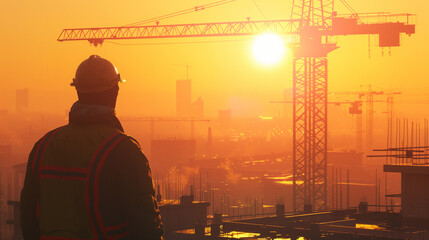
left=69, top=101, right=124, bottom=132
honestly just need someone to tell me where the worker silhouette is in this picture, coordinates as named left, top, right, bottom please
left=20, top=55, right=163, bottom=239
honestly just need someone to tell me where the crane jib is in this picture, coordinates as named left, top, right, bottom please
left=57, top=14, right=415, bottom=49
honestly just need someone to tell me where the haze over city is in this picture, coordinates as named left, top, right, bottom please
left=1, top=0, right=427, bottom=118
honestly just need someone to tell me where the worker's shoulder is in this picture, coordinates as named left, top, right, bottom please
left=122, top=135, right=141, bottom=147
left=33, top=125, right=67, bottom=146
left=33, top=124, right=124, bottom=146
left=40, top=124, right=140, bottom=146
left=115, top=133, right=142, bottom=150
left=61, top=124, right=141, bottom=150
left=108, top=134, right=148, bottom=163
left=53, top=124, right=126, bottom=142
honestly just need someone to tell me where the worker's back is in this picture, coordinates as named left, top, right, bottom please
left=21, top=55, right=163, bottom=240
left=28, top=124, right=128, bottom=238
left=40, top=124, right=121, bottom=238
left=22, top=122, right=163, bottom=239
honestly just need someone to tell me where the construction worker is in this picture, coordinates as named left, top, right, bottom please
left=20, top=55, right=163, bottom=239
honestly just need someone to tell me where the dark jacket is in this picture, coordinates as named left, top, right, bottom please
left=20, top=102, right=163, bottom=239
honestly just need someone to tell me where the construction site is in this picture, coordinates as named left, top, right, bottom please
left=1, top=0, right=428, bottom=239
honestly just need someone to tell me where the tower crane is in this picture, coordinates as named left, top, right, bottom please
left=57, top=1, right=415, bottom=212
left=120, top=117, right=210, bottom=140
left=271, top=99, right=373, bottom=154
left=331, top=87, right=402, bottom=154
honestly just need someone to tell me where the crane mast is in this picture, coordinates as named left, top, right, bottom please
left=57, top=2, right=415, bottom=213
left=290, top=0, right=335, bottom=212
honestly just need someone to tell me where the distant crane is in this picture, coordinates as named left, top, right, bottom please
left=331, top=87, right=402, bottom=153
left=58, top=1, right=415, bottom=211
left=120, top=117, right=210, bottom=140
left=271, top=100, right=365, bottom=153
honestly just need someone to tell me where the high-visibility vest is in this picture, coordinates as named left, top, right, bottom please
left=31, top=124, right=130, bottom=239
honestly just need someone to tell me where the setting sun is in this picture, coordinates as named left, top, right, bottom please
left=252, top=33, right=286, bottom=66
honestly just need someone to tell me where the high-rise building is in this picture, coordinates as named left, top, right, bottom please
left=218, top=109, right=232, bottom=129
left=150, top=139, right=196, bottom=169
left=192, top=97, right=204, bottom=118
left=176, top=79, right=192, bottom=117
left=16, top=88, right=29, bottom=113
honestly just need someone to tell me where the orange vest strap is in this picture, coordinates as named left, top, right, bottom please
left=34, top=128, right=62, bottom=219
left=40, top=168, right=87, bottom=180
left=104, top=222, right=130, bottom=239
left=41, top=237, right=89, bottom=240
left=32, top=128, right=62, bottom=173
left=87, top=132, right=127, bottom=240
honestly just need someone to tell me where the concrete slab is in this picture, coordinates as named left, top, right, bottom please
left=384, top=164, right=429, bottom=174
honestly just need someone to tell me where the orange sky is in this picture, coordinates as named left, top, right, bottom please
left=0, top=0, right=428, bottom=118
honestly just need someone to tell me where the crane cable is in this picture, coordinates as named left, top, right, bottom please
left=122, top=0, right=236, bottom=27
left=250, top=0, right=268, bottom=20
left=339, top=0, right=363, bottom=24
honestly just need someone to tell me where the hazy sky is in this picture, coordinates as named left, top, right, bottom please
left=0, top=0, right=427, bottom=118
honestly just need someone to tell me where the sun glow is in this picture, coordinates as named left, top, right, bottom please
left=252, top=33, right=286, bottom=66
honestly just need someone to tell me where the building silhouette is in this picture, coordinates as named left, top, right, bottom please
left=218, top=109, right=232, bottom=132
left=176, top=79, right=192, bottom=117
left=192, top=97, right=204, bottom=118
left=16, top=88, right=28, bottom=113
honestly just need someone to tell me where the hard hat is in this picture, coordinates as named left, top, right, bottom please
left=71, top=55, right=125, bottom=94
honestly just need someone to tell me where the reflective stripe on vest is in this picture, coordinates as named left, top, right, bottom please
left=34, top=130, right=129, bottom=240
left=33, top=128, right=62, bottom=219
